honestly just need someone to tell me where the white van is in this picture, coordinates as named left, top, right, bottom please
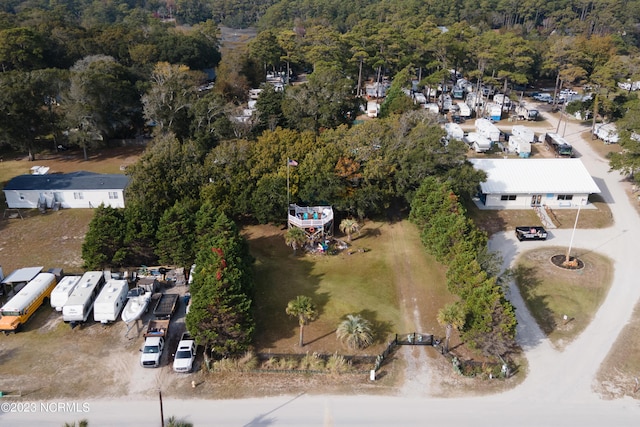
left=93, top=279, right=129, bottom=324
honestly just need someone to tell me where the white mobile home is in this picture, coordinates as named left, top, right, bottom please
left=458, top=102, right=471, bottom=119
left=511, top=125, right=536, bottom=143
left=93, top=279, right=129, bottom=324
left=50, top=275, right=82, bottom=312
left=475, top=118, right=501, bottom=142
left=3, top=171, right=130, bottom=210
left=508, top=135, right=531, bottom=158
left=465, top=132, right=492, bottom=153
left=470, top=158, right=601, bottom=209
left=62, top=271, right=105, bottom=324
left=593, top=123, right=619, bottom=144
left=444, top=123, right=465, bottom=141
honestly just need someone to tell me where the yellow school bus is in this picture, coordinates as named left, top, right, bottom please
left=0, top=272, right=57, bottom=333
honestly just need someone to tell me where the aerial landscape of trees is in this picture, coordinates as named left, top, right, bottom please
left=5, top=0, right=640, bottom=362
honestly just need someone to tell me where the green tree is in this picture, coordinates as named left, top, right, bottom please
left=64, top=55, right=140, bottom=159
left=82, top=204, right=127, bottom=269
left=336, top=314, right=374, bottom=350
left=62, top=420, right=88, bottom=427
left=339, top=218, right=360, bottom=242
left=282, top=66, right=359, bottom=132
left=166, top=416, right=193, bottom=427
left=156, top=199, right=199, bottom=273
left=0, top=69, right=66, bottom=160
left=142, top=62, right=204, bottom=139
left=436, top=302, right=465, bottom=353
left=186, top=213, right=255, bottom=360
left=286, top=295, right=317, bottom=347
left=0, top=27, right=44, bottom=71
left=284, top=227, right=308, bottom=254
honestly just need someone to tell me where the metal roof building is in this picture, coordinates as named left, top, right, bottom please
left=470, top=158, right=601, bottom=209
left=3, top=171, right=130, bottom=210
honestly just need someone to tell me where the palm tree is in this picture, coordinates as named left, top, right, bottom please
left=286, top=295, right=318, bottom=347
left=336, top=314, right=374, bottom=350
left=436, top=302, right=466, bottom=353
left=284, top=227, right=308, bottom=254
left=339, top=218, right=360, bottom=242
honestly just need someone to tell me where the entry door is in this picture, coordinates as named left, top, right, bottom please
left=530, top=194, right=542, bottom=207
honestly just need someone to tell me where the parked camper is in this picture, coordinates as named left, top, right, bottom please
left=366, top=100, right=379, bottom=118
left=424, top=103, right=440, bottom=114
left=0, top=272, right=57, bottom=333
left=515, top=103, right=539, bottom=121
left=62, top=271, right=105, bottom=325
left=486, top=103, right=502, bottom=122
left=458, top=102, right=471, bottom=119
left=594, top=123, right=619, bottom=144
left=475, top=118, right=501, bottom=143
left=508, top=134, right=531, bottom=158
left=93, top=279, right=129, bottom=324
left=493, top=94, right=511, bottom=110
left=50, top=275, right=82, bottom=312
left=464, top=132, right=492, bottom=153
left=444, top=123, right=465, bottom=141
left=413, top=92, right=427, bottom=105
left=511, top=125, right=537, bottom=143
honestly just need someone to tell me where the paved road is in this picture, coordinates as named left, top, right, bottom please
left=3, top=111, right=640, bottom=426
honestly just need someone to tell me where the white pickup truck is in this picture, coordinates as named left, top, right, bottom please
left=140, top=319, right=169, bottom=368
left=173, top=332, right=196, bottom=373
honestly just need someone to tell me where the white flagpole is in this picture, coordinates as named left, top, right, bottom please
left=287, top=158, right=290, bottom=210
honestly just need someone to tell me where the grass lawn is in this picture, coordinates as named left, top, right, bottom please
left=514, top=246, right=613, bottom=349
left=244, top=221, right=451, bottom=357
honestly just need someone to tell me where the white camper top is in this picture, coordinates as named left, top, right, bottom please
left=63, top=271, right=104, bottom=321
left=94, top=279, right=128, bottom=308
left=475, top=118, right=501, bottom=141
left=511, top=125, right=536, bottom=143
left=444, top=123, right=464, bottom=140
left=50, top=275, right=82, bottom=311
left=93, top=279, right=128, bottom=322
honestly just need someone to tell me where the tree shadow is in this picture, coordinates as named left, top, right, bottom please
left=353, top=308, right=393, bottom=345
left=304, top=328, right=336, bottom=346
left=512, top=264, right=557, bottom=334
left=247, top=232, right=326, bottom=350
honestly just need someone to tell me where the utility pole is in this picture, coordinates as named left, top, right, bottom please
left=159, top=389, right=165, bottom=427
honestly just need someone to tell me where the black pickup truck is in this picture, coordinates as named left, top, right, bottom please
left=515, top=226, right=548, bottom=241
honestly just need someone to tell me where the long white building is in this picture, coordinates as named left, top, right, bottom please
left=470, top=158, right=601, bottom=209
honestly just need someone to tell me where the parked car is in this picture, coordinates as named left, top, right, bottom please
left=515, top=226, right=548, bottom=241
left=173, top=332, right=196, bottom=373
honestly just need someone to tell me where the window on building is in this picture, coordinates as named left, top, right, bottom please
left=557, top=195, right=573, bottom=201
left=500, top=195, right=517, bottom=201
left=73, top=192, right=84, bottom=200
left=19, top=193, right=25, bottom=200
left=108, top=192, right=118, bottom=199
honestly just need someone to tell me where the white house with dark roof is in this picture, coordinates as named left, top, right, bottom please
left=3, top=171, right=130, bottom=209
left=470, top=158, right=601, bottom=209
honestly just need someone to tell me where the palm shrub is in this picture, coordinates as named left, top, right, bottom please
left=336, top=314, right=374, bottom=350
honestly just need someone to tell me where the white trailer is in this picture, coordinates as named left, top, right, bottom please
left=594, top=122, right=619, bottom=144
left=511, top=125, right=536, bottom=143
left=458, top=102, right=471, bottom=118
left=50, top=275, right=81, bottom=312
left=493, top=94, right=511, bottom=110
left=93, top=279, right=129, bottom=324
left=444, top=123, right=465, bottom=141
left=62, top=271, right=105, bottom=324
left=508, top=134, right=531, bottom=157
left=464, top=132, right=492, bottom=153
left=475, top=118, right=501, bottom=143
left=486, top=103, right=502, bottom=122
left=366, top=101, right=379, bottom=118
